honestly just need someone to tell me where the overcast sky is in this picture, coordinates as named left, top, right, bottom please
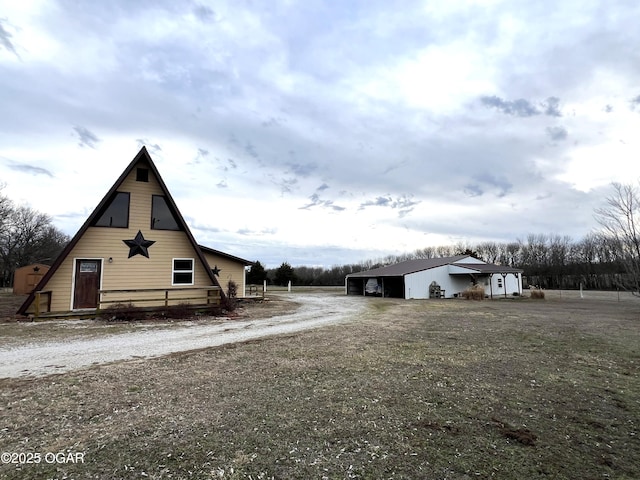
left=1, top=0, right=639, bottom=268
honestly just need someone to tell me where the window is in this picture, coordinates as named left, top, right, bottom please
left=151, top=195, right=181, bottom=230
left=136, top=168, right=149, bottom=182
left=173, top=258, right=194, bottom=285
left=93, top=192, right=130, bottom=228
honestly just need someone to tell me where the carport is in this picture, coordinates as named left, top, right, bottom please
left=345, top=255, right=523, bottom=299
left=346, top=275, right=404, bottom=298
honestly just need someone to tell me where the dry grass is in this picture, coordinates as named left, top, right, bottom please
left=0, top=293, right=639, bottom=479
left=461, top=284, right=486, bottom=300
left=530, top=289, right=546, bottom=299
left=0, top=292, right=24, bottom=322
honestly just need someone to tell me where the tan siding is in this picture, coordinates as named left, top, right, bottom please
left=203, top=253, right=247, bottom=296
left=29, top=160, right=216, bottom=314
left=40, top=258, right=75, bottom=313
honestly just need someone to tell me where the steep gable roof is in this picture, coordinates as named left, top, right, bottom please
left=18, top=147, right=224, bottom=315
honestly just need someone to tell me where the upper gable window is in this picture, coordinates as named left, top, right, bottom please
left=151, top=195, right=181, bottom=230
left=93, top=192, right=130, bottom=228
left=136, top=168, right=149, bottom=182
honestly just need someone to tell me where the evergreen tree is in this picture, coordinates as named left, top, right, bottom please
left=274, top=262, right=296, bottom=286
left=246, top=260, right=267, bottom=285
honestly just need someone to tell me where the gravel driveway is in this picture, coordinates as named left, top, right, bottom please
left=0, top=293, right=368, bottom=379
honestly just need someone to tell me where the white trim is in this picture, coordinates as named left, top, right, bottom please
left=172, top=257, right=195, bottom=286
left=449, top=265, right=482, bottom=274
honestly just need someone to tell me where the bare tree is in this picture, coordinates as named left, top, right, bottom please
left=0, top=191, right=70, bottom=287
left=435, top=245, right=456, bottom=257
left=476, top=241, right=500, bottom=263
left=414, top=246, right=437, bottom=259
left=548, top=234, right=572, bottom=288
left=0, top=184, right=11, bottom=230
left=594, top=182, right=640, bottom=295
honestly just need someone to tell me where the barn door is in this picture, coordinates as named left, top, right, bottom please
left=73, top=260, right=102, bottom=309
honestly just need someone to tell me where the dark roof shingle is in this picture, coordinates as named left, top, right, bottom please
left=346, top=255, right=523, bottom=278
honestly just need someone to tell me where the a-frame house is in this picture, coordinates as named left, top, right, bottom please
left=18, top=147, right=226, bottom=318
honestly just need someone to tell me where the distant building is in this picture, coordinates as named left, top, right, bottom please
left=13, top=264, right=50, bottom=295
left=346, top=255, right=523, bottom=299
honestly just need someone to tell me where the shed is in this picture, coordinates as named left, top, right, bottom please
left=345, top=255, right=523, bottom=299
left=13, top=264, right=50, bottom=295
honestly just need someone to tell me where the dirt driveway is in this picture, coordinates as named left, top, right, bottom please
left=0, top=292, right=368, bottom=379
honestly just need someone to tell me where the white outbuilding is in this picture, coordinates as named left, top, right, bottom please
left=345, top=255, right=523, bottom=299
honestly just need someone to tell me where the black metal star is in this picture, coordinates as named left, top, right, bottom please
left=211, top=265, right=221, bottom=276
left=123, top=230, right=156, bottom=258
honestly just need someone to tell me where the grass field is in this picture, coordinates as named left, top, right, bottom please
left=0, top=291, right=638, bottom=479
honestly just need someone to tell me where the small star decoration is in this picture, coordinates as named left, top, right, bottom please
left=123, top=230, right=156, bottom=258
left=211, top=265, right=221, bottom=276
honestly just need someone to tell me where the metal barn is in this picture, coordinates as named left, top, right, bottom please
left=345, top=255, right=523, bottom=299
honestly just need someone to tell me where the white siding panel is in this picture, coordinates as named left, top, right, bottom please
left=488, top=272, right=522, bottom=298
left=449, top=265, right=482, bottom=274
left=458, top=257, right=485, bottom=264
left=404, top=267, right=477, bottom=299
left=404, top=265, right=470, bottom=298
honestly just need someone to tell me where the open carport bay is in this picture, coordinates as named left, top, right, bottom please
left=346, top=275, right=405, bottom=297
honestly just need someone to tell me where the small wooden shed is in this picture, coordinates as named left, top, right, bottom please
left=13, top=264, right=50, bottom=295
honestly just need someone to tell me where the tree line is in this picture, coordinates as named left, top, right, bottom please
left=248, top=233, right=627, bottom=289
left=2, top=180, right=639, bottom=294
left=250, top=181, right=640, bottom=293
left=0, top=186, right=70, bottom=288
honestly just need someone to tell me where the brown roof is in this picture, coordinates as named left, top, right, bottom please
left=346, top=255, right=522, bottom=278
left=199, top=245, right=253, bottom=266
left=346, top=255, right=470, bottom=277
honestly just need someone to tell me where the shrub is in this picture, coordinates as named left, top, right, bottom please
left=461, top=284, right=485, bottom=300
left=202, top=298, right=236, bottom=317
left=227, top=280, right=238, bottom=299
left=530, top=289, right=545, bottom=299
left=165, top=302, right=194, bottom=319
left=222, top=294, right=237, bottom=313
left=100, top=302, right=141, bottom=322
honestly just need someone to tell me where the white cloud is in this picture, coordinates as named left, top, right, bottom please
left=1, top=0, right=639, bottom=267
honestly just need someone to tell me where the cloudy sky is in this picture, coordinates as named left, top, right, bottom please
left=1, top=0, right=639, bottom=268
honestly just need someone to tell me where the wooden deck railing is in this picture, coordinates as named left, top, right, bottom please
left=33, top=291, right=52, bottom=317
left=28, top=287, right=221, bottom=320
left=246, top=284, right=266, bottom=298
left=98, top=286, right=222, bottom=308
